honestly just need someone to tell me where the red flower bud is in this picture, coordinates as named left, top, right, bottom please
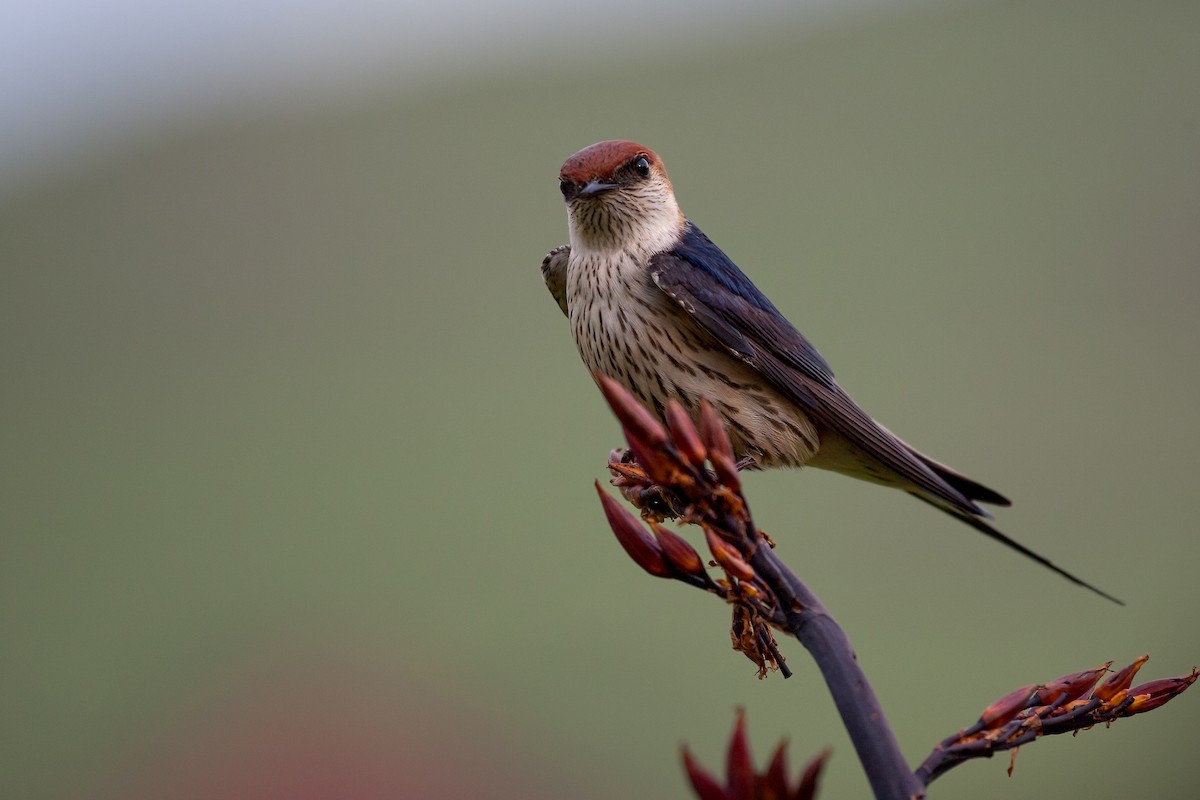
left=596, top=482, right=669, bottom=577
left=1123, top=671, right=1198, bottom=715
left=1092, top=655, right=1148, bottom=703
left=596, top=372, right=667, bottom=446
left=699, top=399, right=735, bottom=463
left=1033, top=663, right=1110, bottom=706
left=595, top=372, right=674, bottom=481
left=710, top=450, right=743, bottom=494
left=653, top=522, right=705, bottom=576
left=763, top=741, right=790, bottom=798
left=979, top=685, right=1038, bottom=729
left=666, top=399, right=707, bottom=467
left=682, top=747, right=728, bottom=800
left=725, top=708, right=754, bottom=799
left=705, top=526, right=755, bottom=582
left=793, top=749, right=831, bottom=800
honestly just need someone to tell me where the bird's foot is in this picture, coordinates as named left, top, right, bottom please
left=607, top=448, right=688, bottom=521
left=607, top=448, right=757, bottom=521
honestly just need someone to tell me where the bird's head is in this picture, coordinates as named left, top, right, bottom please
left=558, top=140, right=683, bottom=254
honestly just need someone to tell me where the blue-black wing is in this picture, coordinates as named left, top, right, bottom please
left=649, top=222, right=1002, bottom=514
left=648, top=223, right=1128, bottom=604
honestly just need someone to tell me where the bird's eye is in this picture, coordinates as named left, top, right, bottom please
left=632, top=156, right=651, bottom=178
left=559, top=179, right=573, bottom=198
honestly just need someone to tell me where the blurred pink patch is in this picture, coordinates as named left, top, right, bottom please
left=96, top=648, right=588, bottom=800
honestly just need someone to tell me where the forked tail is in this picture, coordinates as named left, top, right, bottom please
left=909, top=493, right=1124, bottom=605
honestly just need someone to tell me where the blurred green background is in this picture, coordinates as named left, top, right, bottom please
left=3, top=1, right=1198, bottom=798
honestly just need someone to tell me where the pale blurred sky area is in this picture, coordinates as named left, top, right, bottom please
left=1, top=0, right=943, bottom=195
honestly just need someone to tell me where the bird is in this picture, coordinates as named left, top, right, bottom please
left=541, top=139, right=1122, bottom=604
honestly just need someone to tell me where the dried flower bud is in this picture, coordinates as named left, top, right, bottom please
left=739, top=582, right=762, bottom=599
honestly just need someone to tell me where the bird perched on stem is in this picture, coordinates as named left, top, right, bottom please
left=541, top=139, right=1121, bottom=604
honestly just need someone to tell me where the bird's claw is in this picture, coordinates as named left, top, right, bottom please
left=608, top=448, right=687, bottom=520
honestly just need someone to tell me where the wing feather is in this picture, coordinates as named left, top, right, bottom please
left=643, top=223, right=1120, bottom=602
left=650, top=222, right=985, bottom=516
left=541, top=244, right=570, bottom=316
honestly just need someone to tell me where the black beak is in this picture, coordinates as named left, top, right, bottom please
left=578, top=179, right=619, bottom=198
